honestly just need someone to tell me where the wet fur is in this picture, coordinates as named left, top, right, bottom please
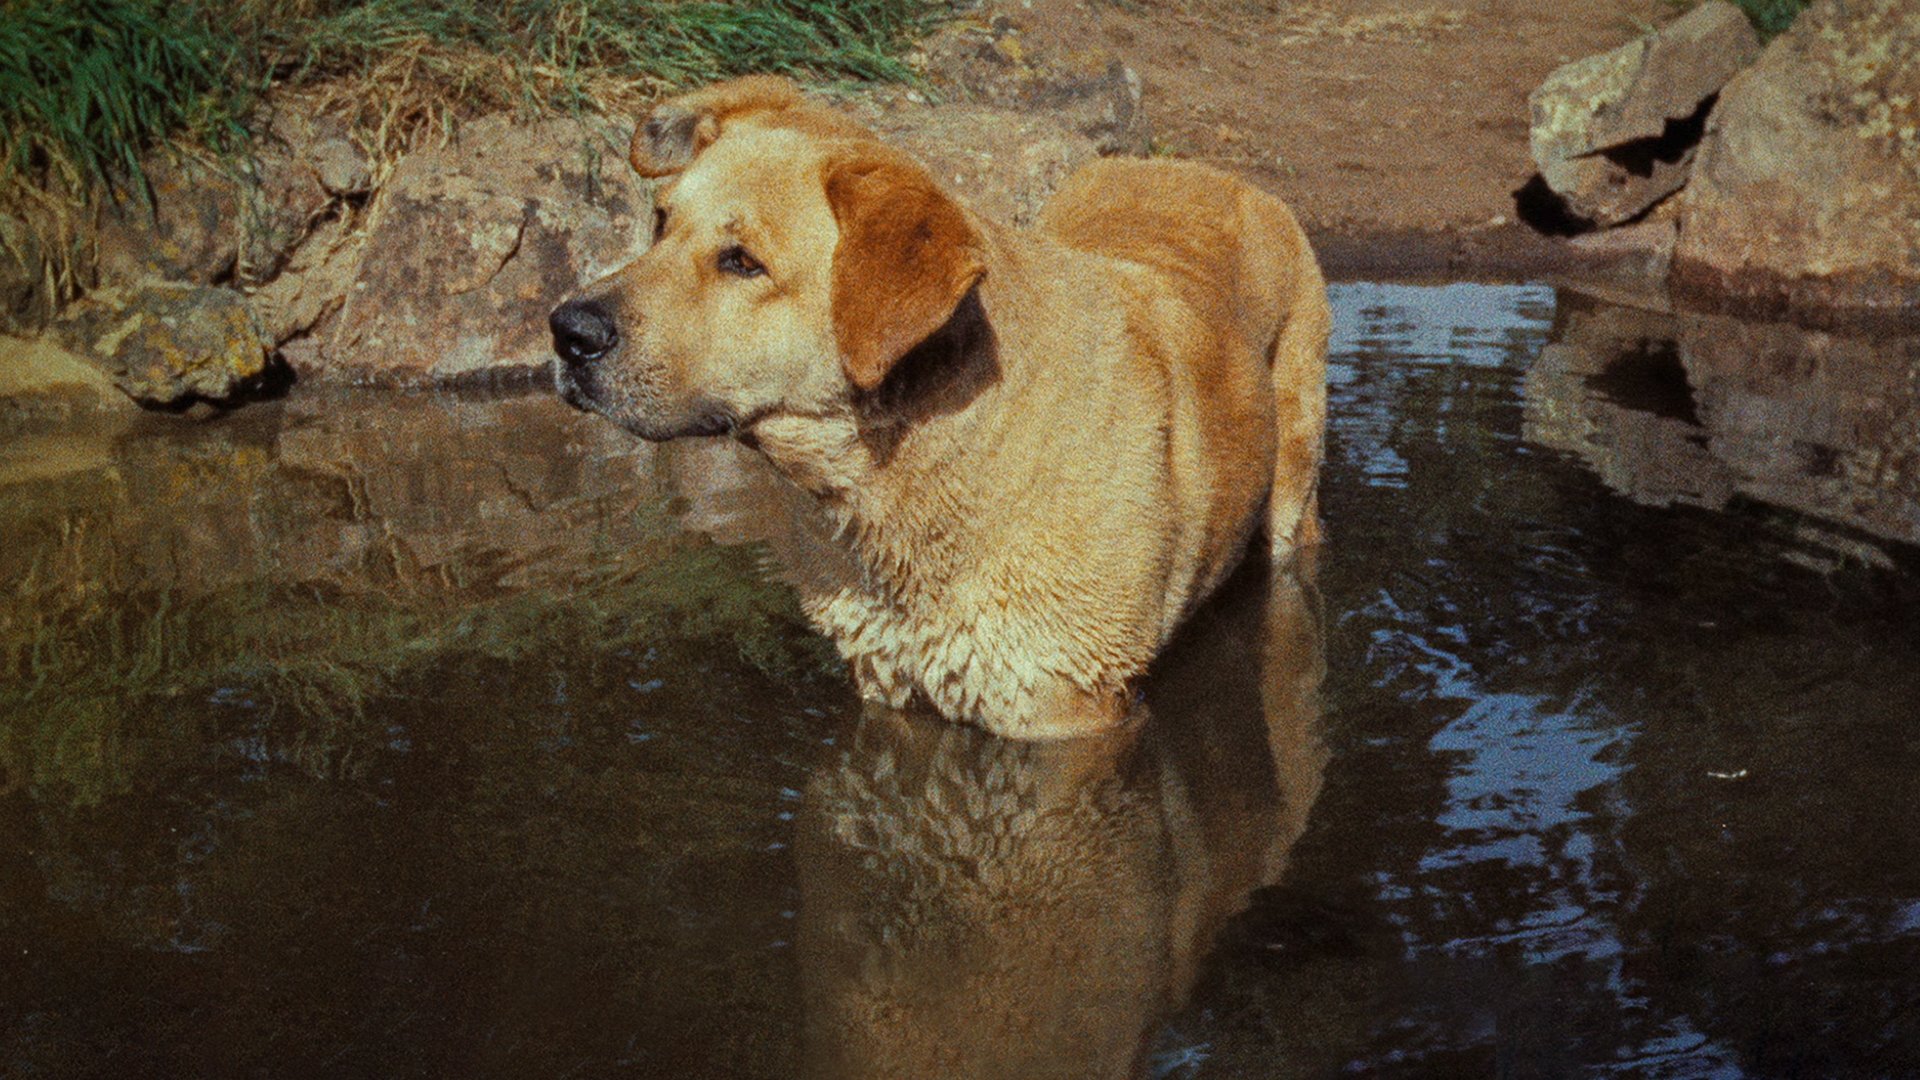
left=559, top=76, right=1330, bottom=739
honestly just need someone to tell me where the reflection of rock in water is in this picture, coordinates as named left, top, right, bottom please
left=1523, top=291, right=1920, bottom=560
left=0, top=392, right=661, bottom=612
left=794, top=557, right=1325, bottom=1080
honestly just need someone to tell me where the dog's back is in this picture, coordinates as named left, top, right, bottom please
left=1036, top=159, right=1322, bottom=363
left=1038, top=159, right=1331, bottom=603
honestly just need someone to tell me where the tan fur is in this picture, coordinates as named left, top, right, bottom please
left=556, top=76, right=1330, bottom=739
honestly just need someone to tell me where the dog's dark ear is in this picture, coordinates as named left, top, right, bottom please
left=629, top=75, right=804, bottom=178
left=826, top=150, right=986, bottom=392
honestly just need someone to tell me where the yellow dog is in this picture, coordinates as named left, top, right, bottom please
left=552, top=76, right=1328, bottom=739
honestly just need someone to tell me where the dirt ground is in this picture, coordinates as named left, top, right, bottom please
left=999, top=0, right=1673, bottom=274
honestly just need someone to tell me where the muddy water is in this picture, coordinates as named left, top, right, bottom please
left=3, top=285, right=1918, bottom=1078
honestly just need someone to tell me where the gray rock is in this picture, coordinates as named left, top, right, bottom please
left=1529, top=0, right=1759, bottom=226
left=319, top=115, right=650, bottom=387
left=55, top=282, right=272, bottom=405
left=1671, top=0, right=1920, bottom=323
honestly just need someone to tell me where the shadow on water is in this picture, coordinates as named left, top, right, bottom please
left=3, top=283, right=1920, bottom=1078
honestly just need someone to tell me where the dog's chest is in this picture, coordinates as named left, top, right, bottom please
left=800, top=577, right=1105, bottom=723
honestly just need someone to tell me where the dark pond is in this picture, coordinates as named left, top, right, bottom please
left=3, top=284, right=1918, bottom=1078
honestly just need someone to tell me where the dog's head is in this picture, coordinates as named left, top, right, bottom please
left=551, top=76, right=987, bottom=445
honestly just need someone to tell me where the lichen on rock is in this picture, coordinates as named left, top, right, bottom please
left=54, top=282, right=273, bottom=406
left=1671, top=0, right=1920, bottom=324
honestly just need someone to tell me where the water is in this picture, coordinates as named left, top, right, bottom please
left=3, top=284, right=1917, bottom=1078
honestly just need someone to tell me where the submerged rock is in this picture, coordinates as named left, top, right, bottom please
left=1528, top=0, right=1760, bottom=227
left=321, top=115, right=649, bottom=387
left=1671, top=0, right=1920, bottom=323
left=56, top=282, right=272, bottom=406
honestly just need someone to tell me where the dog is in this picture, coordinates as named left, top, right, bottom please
left=796, top=555, right=1327, bottom=1078
left=551, top=76, right=1329, bottom=739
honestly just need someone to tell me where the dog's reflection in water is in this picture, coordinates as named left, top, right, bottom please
left=796, top=555, right=1326, bottom=1080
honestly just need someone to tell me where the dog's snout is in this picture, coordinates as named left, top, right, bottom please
left=550, top=300, right=618, bottom=367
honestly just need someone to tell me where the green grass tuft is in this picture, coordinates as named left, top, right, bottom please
left=1, top=0, right=942, bottom=191
left=0, top=0, right=248, bottom=198
left=1730, top=0, right=1811, bottom=40
left=0, top=0, right=947, bottom=317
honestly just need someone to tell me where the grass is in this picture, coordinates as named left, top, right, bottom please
left=0, top=0, right=946, bottom=318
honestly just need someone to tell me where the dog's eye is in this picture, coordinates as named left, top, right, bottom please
left=651, top=206, right=667, bottom=243
left=717, top=246, right=766, bottom=279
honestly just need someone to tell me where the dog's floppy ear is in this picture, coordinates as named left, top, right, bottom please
left=629, top=75, right=804, bottom=178
left=825, top=150, right=987, bottom=392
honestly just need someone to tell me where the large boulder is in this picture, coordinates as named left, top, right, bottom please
left=1671, top=0, right=1920, bottom=323
left=319, top=115, right=650, bottom=387
left=1528, top=0, right=1760, bottom=226
left=54, top=282, right=273, bottom=406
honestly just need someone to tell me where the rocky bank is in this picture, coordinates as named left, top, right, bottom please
left=2, top=0, right=1915, bottom=426
left=1529, top=0, right=1920, bottom=326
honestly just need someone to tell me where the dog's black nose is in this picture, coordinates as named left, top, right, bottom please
left=550, top=300, right=618, bottom=367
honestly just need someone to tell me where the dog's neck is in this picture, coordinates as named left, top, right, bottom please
left=747, top=226, right=1059, bottom=598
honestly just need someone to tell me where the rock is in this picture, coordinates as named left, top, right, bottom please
left=0, top=334, right=135, bottom=431
left=863, top=102, right=1101, bottom=227
left=320, top=115, right=649, bottom=387
left=94, top=155, right=247, bottom=286
left=248, top=211, right=366, bottom=358
left=1567, top=214, right=1680, bottom=286
left=1671, top=0, right=1920, bottom=324
left=1528, top=0, right=1760, bottom=226
left=96, top=152, right=327, bottom=290
left=919, top=13, right=1148, bottom=156
left=55, top=283, right=273, bottom=406
left=94, top=111, right=362, bottom=292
